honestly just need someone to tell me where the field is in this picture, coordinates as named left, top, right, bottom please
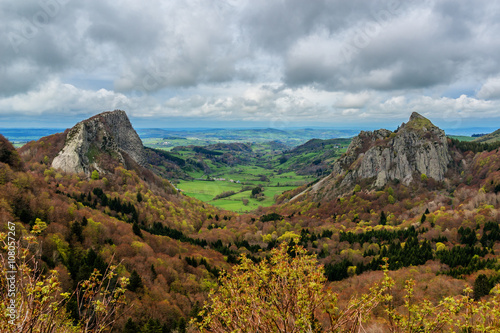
left=139, top=129, right=354, bottom=212
left=175, top=169, right=313, bottom=212
left=448, top=135, right=475, bottom=142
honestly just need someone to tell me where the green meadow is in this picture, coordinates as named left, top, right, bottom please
left=141, top=128, right=351, bottom=212
left=175, top=168, right=314, bottom=212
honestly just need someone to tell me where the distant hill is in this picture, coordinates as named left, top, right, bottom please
left=278, top=138, right=351, bottom=176
left=138, top=127, right=357, bottom=147
left=473, top=128, right=500, bottom=143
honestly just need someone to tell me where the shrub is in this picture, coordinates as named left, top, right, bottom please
left=91, top=170, right=100, bottom=180
left=194, top=243, right=392, bottom=332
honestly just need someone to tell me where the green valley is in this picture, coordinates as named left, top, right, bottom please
left=144, top=138, right=348, bottom=212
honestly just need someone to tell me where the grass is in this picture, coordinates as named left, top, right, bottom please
left=143, top=133, right=338, bottom=212
left=448, top=135, right=475, bottom=142
left=176, top=176, right=311, bottom=212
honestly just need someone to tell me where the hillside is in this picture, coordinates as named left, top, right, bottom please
left=473, top=128, right=500, bottom=143
left=277, top=138, right=351, bottom=176
left=0, top=134, right=22, bottom=170
left=1, top=110, right=500, bottom=332
left=2, top=112, right=245, bottom=331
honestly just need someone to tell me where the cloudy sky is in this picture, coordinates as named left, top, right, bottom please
left=1, top=0, right=500, bottom=131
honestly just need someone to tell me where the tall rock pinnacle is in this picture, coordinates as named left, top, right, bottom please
left=52, top=110, right=146, bottom=176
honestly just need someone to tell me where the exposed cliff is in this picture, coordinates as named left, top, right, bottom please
left=294, top=112, right=452, bottom=200
left=52, top=110, right=146, bottom=176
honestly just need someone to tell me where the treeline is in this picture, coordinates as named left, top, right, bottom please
left=149, top=147, right=186, bottom=166
left=339, top=226, right=421, bottom=244
left=145, top=222, right=259, bottom=264
left=450, top=138, right=500, bottom=153
left=193, top=146, right=223, bottom=156
left=324, top=225, right=499, bottom=281
left=62, top=187, right=139, bottom=223
left=185, top=256, right=220, bottom=278
left=325, top=235, right=434, bottom=281
left=437, top=245, right=495, bottom=278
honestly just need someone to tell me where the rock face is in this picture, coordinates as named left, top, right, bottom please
left=52, top=110, right=146, bottom=175
left=298, top=112, right=451, bottom=200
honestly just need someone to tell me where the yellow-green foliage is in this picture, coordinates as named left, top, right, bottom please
left=0, top=231, right=128, bottom=333
left=388, top=195, right=396, bottom=204
left=277, top=231, right=300, bottom=243
left=435, top=242, right=447, bottom=252
left=195, top=244, right=392, bottom=332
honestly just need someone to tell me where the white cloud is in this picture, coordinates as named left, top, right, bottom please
left=0, top=79, right=132, bottom=115
left=1, top=0, right=500, bottom=128
left=477, top=77, right=500, bottom=100
left=335, top=91, right=372, bottom=109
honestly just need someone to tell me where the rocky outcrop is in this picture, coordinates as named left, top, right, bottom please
left=52, top=110, right=146, bottom=176
left=295, top=112, right=452, bottom=200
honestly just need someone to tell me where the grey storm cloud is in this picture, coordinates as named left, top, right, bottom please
left=1, top=0, right=500, bottom=127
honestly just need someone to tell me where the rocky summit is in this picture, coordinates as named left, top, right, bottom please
left=296, top=112, right=451, bottom=200
left=52, top=110, right=146, bottom=176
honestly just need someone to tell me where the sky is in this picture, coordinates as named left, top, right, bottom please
left=1, top=0, right=500, bottom=131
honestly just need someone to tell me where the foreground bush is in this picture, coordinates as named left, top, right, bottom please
left=194, top=242, right=500, bottom=333
left=194, top=242, right=392, bottom=332
left=0, top=223, right=128, bottom=333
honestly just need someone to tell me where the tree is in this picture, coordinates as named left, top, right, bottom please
left=91, top=170, right=100, bottom=180
left=251, top=186, right=263, bottom=198
left=71, top=220, right=84, bottom=243
left=128, top=270, right=143, bottom=292
left=123, top=318, right=138, bottom=333
left=388, top=195, right=396, bottom=204
left=133, top=223, right=143, bottom=238
left=194, top=242, right=392, bottom=332
left=473, top=274, right=492, bottom=300
left=379, top=211, right=387, bottom=225
left=0, top=229, right=129, bottom=333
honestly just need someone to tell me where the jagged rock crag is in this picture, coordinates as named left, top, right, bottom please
left=52, top=110, right=146, bottom=176
left=297, top=112, right=451, bottom=200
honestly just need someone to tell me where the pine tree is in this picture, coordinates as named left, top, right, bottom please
left=151, top=264, right=157, bottom=281
left=379, top=211, right=387, bottom=225
left=473, top=274, right=492, bottom=300
left=133, top=223, right=143, bottom=238
left=128, top=270, right=143, bottom=292
left=124, top=318, right=138, bottom=333
left=71, top=220, right=84, bottom=242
